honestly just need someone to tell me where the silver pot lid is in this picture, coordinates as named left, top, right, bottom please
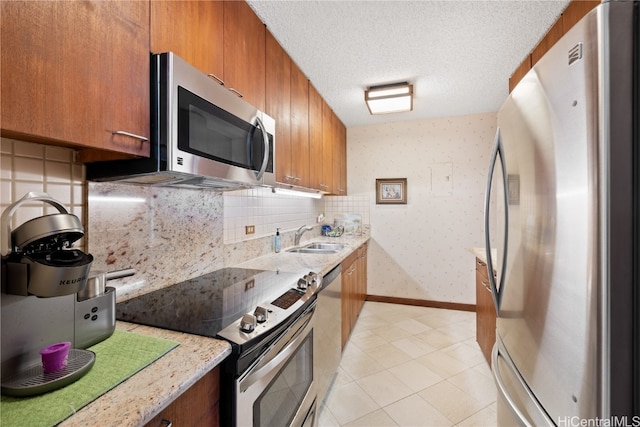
left=12, top=213, right=84, bottom=253
left=1, top=192, right=85, bottom=256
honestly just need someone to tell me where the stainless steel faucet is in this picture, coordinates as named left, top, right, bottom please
left=294, top=225, right=313, bottom=246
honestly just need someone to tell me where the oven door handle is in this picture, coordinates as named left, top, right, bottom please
left=239, top=300, right=316, bottom=392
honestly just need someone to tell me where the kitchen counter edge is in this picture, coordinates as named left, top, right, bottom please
left=59, top=322, right=231, bottom=427
left=234, top=232, right=371, bottom=277
left=60, top=232, right=369, bottom=426
left=469, top=247, right=494, bottom=265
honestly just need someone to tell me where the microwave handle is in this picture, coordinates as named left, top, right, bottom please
left=254, top=116, right=269, bottom=181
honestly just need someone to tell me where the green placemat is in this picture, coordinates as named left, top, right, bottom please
left=1, top=329, right=179, bottom=427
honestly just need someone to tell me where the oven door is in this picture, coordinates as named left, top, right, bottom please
left=236, top=300, right=316, bottom=427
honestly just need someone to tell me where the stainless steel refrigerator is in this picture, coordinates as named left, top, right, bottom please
left=484, top=1, right=639, bottom=424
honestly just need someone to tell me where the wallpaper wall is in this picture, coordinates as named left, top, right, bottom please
left=347, top=113, right=497, bottom=304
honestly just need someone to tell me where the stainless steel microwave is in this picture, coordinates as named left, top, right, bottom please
left=86, top=52, right=275, bottom=190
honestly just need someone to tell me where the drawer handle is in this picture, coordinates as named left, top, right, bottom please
left=477, top=260, right=487, bottom=267
left=482, top=280, right=492, bottom=292
left=112, top=130, right=148, bottom=142
left=319, top=184, right=329, bottom=189
left=160, top=420, right=173, bottom=427
left=207, top=73, right=224, bottom=85
left=228, top=87, right=244, bottom=98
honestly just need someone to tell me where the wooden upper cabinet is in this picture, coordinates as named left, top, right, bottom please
left=328, top=108, right=347, bottom=196
left=1, top=1, right=150, bottom=156
left=321, top=101, right=335, bottom=194
left=323, top=103, right=341, bottom=195
left=308, top=84, right=326, bottom=191
left=508, top=55, right=532, bottom=93
left=223, top=1, right=266, bottom=112
left=531, top=17, right=563, bottom=65
left=334, top=118, right=347, bottom=195
left=150, top=0, right=224, bottom=81
left=268, top=31, right=311, bottom=189
left=562, top=1, right=600, bottom=33
left=290, top=62, right=310, bottom=187
left=509, top=0, right=599, bottom=92
left=266, top=31, right=292, bottom=185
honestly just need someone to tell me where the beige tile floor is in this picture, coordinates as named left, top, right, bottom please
left=317, top=301, right=497, bottom=426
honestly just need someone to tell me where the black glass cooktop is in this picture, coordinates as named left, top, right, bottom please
left=116, top=267, right=303, bottom=338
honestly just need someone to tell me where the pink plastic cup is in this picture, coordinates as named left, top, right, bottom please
left=40, top=341, right=71, bottom=373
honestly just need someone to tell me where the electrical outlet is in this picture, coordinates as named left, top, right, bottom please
left=245, top=225, right=255, bottom=235
left=245, top=279, right=255, bottom=291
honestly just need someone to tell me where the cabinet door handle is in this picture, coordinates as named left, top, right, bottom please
left=111, top=130, right=148, bottom=142
left=319, top=184, right=329, bottom=189
left=477, top=260, right=487, bottom=268
left=481, top=280, right=492, bottom=292
left=160, top=420, right=173, bottom=427
left=228, top=87, right=244, bottom=98
left=207, top=73, right=224, bottom=85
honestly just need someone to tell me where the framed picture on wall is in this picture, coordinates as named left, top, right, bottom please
left=376, top=178, right=407, bottom=204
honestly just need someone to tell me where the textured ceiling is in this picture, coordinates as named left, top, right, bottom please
left=247, top=0, right=571, bottom=128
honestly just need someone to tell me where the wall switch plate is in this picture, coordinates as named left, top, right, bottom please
left=245, top=225, right=255, bottom=235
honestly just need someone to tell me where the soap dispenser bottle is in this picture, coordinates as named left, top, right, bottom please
left=273, top=228, right=281, bottom=253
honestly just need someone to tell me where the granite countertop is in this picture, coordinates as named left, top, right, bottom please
left=60, top=232, right=370, bottom=426
left=469, top=247, right=497, bottom=265
left=58, top=322, right=231, bottom=427
left=237, top=232, right=370, bottom=276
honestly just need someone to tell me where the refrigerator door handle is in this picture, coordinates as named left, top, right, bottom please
left=492, top=341, right=555, bottom=426
left=492, top=344, right=533, bottom=427
left=484, top=128, right=509, bottom=314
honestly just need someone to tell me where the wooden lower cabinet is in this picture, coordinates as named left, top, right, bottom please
left=146, top=367, right=220, bottom=427
left=341, top=243, right=368, bottom=349
left=475, top=258, right=497, bottom=366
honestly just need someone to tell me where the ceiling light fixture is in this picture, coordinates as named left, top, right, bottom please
left=365, top=82, right=413, bottom=115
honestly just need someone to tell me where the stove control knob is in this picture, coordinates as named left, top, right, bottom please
left=298, top=277, right=309, bottom=290
left=254, top=306, right=269, bottom=323
left=240, top=313, right=257, bottom=333
left=307, top=272, right=320, bottom=285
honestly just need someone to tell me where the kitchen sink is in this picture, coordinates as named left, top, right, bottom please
left=303, top=243, right=345, bottom=250
left=287, top=242, right=346, bottom=254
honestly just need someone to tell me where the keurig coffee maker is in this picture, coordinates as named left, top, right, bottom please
left=0, top=192, right=96, bottom=396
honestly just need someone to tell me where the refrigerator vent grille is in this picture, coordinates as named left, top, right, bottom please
left=568, top=43, right=583, bottom=65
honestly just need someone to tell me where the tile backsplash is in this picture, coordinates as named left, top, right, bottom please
left=0, top=138, right=84, bottom=230
left=223, top=188, right=322, bottom=243
left=324, top=195, right=370, bottom=226
left=1, top=137, right=369, bottom=301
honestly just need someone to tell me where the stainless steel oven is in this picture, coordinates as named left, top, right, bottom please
left=115, top=267, right=323, bottom=427
left=236, top=299, right=316, bottom=427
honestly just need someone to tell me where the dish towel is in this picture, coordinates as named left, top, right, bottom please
left=1, top=329, right=179, bottom=427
